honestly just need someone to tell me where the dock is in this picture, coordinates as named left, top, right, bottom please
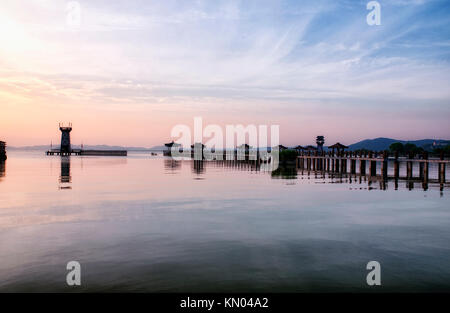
left=46, top=149, right=127, bottom=156
left=46, top=123, right=127, bottom=157
left=297, top=151, right=448, bottom=184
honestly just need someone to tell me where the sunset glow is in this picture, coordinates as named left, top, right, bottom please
left=1, top=0, right=449, bottom=147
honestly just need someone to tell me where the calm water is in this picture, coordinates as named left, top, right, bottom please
left=0, top=151, right=449, bottom=292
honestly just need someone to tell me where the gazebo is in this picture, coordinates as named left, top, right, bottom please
left=328, top=142, right=348, bottom=154
left=164, top=141, right=182, bottom=156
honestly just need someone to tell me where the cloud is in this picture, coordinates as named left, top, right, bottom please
left=1, top=0, right=449, bottom=145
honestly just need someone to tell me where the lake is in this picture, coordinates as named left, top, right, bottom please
left=0, top=151, right=449, bottom=292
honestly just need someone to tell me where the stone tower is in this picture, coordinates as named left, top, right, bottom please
left=59, top=123, right=72, bottom=154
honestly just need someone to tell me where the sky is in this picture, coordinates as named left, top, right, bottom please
left=0, top=0, right=449, bottom=147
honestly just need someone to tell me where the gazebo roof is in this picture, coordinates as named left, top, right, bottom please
left=328, top=142, right=348, bottom=149
left=294, top=145, right=305, bottom=150
left=304, top=145, right=318, bottom=150
left=165, top=141, right=181, bottom=147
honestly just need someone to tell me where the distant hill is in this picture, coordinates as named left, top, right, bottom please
left=9, top=145, right=150, bottom=151
left=348, top=138, right=449, bottom=151
left=149, top=145, right=167, bottom=151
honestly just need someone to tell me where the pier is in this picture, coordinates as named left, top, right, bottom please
left=0, top=141, right=6, bottom=161
left=46, top=123, right=127, bottom=157
left=297, top=150, right=448, bottom=184
left=46, top=149, right=127, bottom=156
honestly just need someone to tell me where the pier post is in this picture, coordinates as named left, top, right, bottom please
left=341, top=153, right=347, bottom=173
left=350, top=152, right=356, bottom=174
left=421, top=152, right=429, bottom=183
left=406, top=152, right=413, bottom=179
left=335, top=153, right=340, bottom=173
left=359, top=151, right=366, bottom=176
left=381, top=151, right=388, bottom=179
left=394, top=151, right=399, bottom=179
left=439, top=152, right=446, bottom=183
left=369, top=151, right=376, bottom=176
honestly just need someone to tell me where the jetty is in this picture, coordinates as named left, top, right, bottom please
left=46, top=123, right=127, bottom=157
left=46, top=149, right=127, bottom=156
left=297, top=150, right=448, bottom=184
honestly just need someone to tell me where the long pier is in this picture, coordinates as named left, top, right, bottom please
left=297, top=151, right=448, bottom=183
left=46, top=149, right=127, bottom=156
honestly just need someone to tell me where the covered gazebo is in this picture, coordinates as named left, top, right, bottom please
left=328, top=142, right=348, bottom=154
left=164, top=141, right=182, bottom=156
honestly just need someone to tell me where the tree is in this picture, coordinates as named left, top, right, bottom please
left=404, top=143, right=417, bottom=153
left=316, top=136, right=325, bottom=153
left=389, top=142, right=404, bottom=154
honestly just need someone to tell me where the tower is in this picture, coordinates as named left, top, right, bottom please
left=59, top=123, right=72, bottom=154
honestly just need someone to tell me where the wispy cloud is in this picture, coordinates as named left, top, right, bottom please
left=1, top=0, right=449, bottom=145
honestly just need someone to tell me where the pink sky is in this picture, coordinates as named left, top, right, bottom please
left=1, top=1, right=449, bottom=147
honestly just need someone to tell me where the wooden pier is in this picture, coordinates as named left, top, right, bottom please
left=46, top=149, right=127, bottom=156
left=297, top=151, right=448, bottom=184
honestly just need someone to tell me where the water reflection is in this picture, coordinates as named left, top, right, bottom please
left=164, top=159, right=181, bottom=173
left=192, top=160, right=205, bottom=176
left=59, top=156, right=72, bottom=190
left=175, top=159, right=449, bottom=192
left=271, top=166, right=297, bottom=180
left=0, top=153, right=449, bottom=292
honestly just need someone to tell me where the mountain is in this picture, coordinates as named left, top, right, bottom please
left=348, top=138, right=449, bottom=151
left=8, top=145, right=150, bottom=151
left=149, top=145, right=167, bottom=151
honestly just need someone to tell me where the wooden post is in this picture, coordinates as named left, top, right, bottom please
left=439, top=152, right=446, bottom=183
left=360, top=159, right=366, bottom=176
left=370, top=160, right=377, bottom=176
left=406, top=152, right=413, bottom=179
left=381, top=151, right=388, bottom=179
left=394, top=151, right=399, bottom=179
left=341, top=157, right=347, bottom=173
left=351, top=159, right=356, bottom=174
left=368, top=151, right=376, bottom=176
left=422, top=152, right=429, bottom=183
left=335, top=155, right=340, bottom=173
